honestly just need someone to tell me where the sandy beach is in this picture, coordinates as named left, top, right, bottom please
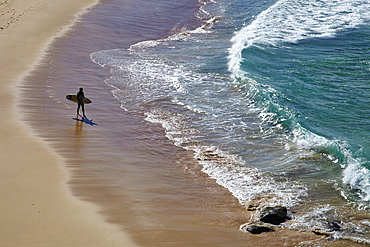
left=0, top=0, right=137, bottom=246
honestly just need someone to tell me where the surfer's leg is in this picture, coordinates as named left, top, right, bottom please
left=77, top=104, right=80, bottom=114
left=82, top=104, right=86, bottom=118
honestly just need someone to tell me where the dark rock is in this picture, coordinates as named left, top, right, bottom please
left=246, top=225, right=275, bottom=234
left=327, top=221, right=343, bottom=232
left=312, top=228, right=332, bottom=236
left=247, top=204, right=259, bottom=211
left=260, top=206, right=291, bottom=225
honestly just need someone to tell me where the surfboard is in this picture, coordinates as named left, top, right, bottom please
left=66, top=95, right=92, bottom=104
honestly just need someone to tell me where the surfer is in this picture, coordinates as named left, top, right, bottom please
left=77, top=87, right=86, bottom=118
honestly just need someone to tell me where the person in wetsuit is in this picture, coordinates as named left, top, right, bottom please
left=77, top=87, right=86, bottom=118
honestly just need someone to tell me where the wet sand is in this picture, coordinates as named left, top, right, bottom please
left=0, top=0, right=136, bottom=246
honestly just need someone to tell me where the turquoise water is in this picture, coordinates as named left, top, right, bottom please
left=229, top=0, right=370, bottom=203
left=91, top=0, right=370, bottom=243
left=237, top=27, right=370, bottom=200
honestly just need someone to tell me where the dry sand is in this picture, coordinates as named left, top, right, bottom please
left=0, top=0, right=137, bottom=246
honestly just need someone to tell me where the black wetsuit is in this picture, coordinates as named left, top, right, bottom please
left=77, top=90, right=86, bottom=117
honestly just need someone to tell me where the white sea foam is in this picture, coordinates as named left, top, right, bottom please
left=228, top=0, right=370, bottom=76
left=128, top=0, right=216, bottom=53
left=145, top=109, right=308, bottom=207
left=287, top=204, right=370, bottom=244
left=343, top=158, right=370, bottom=201
left=227, top=0, right=370, bottom=203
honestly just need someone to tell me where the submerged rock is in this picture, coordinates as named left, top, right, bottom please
left=260, top=206, right=292, bottom=225
left=247, top=204, right=259, bottom=211
left=311, top=228, right=333, bottom=236
left=246, top=225, right=275, bottom=234
left=327, top=221, right=343, bottom=232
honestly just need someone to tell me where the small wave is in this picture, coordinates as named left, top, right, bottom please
left=229, top=0, right=370, bottom=76
left=231, top=0, right=370, bottom=47
left=291, top=125, right=370, bottom=202
left=128, top=0, right=217, bottom=53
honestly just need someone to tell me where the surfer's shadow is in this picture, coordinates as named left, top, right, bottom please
left=72, top=115, right=98, bottom=126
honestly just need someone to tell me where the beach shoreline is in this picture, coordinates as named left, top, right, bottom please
left=0, top=0, right=137, bottom=246
left=14, top=0, right=322, bottom=245
left=2, top=0, right=366, bottom=246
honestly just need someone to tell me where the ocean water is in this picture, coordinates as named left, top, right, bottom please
left=90, top=0, right=370, bottom=244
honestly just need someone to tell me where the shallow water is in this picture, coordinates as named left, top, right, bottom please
left=91, top=0, right=370, bottom=243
